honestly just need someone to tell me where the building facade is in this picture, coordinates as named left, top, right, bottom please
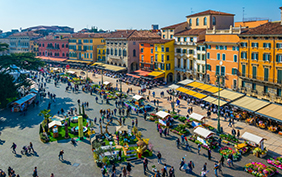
left=9, top=32, right=41, bottom=53
left=68, top=33, right=108, bottom=63
left=238, top=20, right=282, bottom=103
left=97, top=45, right=106, bottom=62
left=29, top=40, right=39, bottom=56
left=205, top=26, right=242, bottom=89
left=139, top=42, right=155, bottom=71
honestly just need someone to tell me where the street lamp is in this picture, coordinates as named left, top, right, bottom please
left=171, top=89, right=175, bottom=113
left=217, top=60, right=223, bottom=133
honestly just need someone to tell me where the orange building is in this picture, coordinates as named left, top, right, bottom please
left=139, top=42, right=155, bottom=71
left=234, top=20, right=268, bottom=28
left=205, top=26, right=246, bottom=89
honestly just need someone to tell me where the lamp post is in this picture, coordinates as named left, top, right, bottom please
left=217, top=61, right=223, bottom=133
left=171, top=89, right=175, bottom=113
left=120, top=78, right=122, bottom=93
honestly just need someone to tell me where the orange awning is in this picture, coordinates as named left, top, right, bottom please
left=36, top=56, right=67, bottom=62
left=134, top=70, right=151, bottom=77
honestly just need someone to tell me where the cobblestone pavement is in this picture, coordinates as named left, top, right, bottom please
left=0, top=70, right=281, bottom=177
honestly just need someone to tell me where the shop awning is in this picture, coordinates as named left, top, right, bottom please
left=213, top=89, right=244, bottom=101
left=156, top=111, right=170, bottom=119
left=126, top=73, right=140, bottom=78
left=168, top=84, right=180, bottom=90
left=193, top=93, right=207, bottom=99
left=92, top=62, right=105, bottom=66
left=66, top=60, right=92, bottom=64
left=14, top=93, right=36, bottom=105
left=48, top=121, right=62, bottom=128
left=190, top=113, right=205, bottom=121
left=194, top=127, right=214, bottom=139
left=176, top=87, right=206, bottom=99
left=203, top=96, right=228, bottom=106
left=241, top=132, right=265, bottom=145
left=204, top=86, right=222, bottom=93
left=187, top=82, right=203, bottom=88
left=103, top=65, right=127, bottom=72
left=66, top=71, right=76, bottom=74
left=177, top=79, right=194, bottom=85
left=231, top=96, right=270, bottom=112
left=134, top=70, right=151, bottom=77
left=148, top=71, right=165, bottom=78
left=36, top=56, right=67, bottom=62
left=186, top=81, right=221, bottom=93
left=132, top=95, right=144, bottom=101
left=256, top=104, right=282, bottom=122
left=103, top=81, right=111, bottom=86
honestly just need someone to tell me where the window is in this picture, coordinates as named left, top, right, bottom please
left=278, top=70, right=282, bottom=84
left=115, top=48, right=117, bottom=56
left=141, top=55, right=144, bottom=62
left=221, top=66, right=225, bottom=76
left=222, top=54, right=226, bottom=61
left=184, top=37, right=187, bottom=42
left=140, top=44, right=144, bottom=46
left=202, top=46, right=205, bottom=51
left=203, top=17, right=207, bottom=25
left=264, top=86, right=268, bottom=93
left=276, top=43, right=282, bottom=49
left=216, top=45, right=219, bottom=49
left=155, top=54, right=158, bottom=61
left=170, top=30, right=173, bottom=32
left=162, top=35, right=165, bottom=38
left=240, top=42, right=247, bottom=47
left=251, top=53, right=258, bottom=60
left=150, top=44, right=153, bottom=47
left=217, top=53, right=220, bottom=60
left=263, top=53, right=270, bottom=61
left=197, top=46, right=201, bottom=50
left=123, top=49, right=127, bottom=56
left=161, top=54, right=164, bottom=62
left=216, top=65, right=220, bottom=75
left=163, top=30, right=165, bottom=32
left=178, top=37, right=181, bottom=42
left=151, top=48, right=153, bottom=54
left=90, top=53, right=92, bottom=58
left=66, top=44, right=68, bottom=48
left=166, top=55, right=169, bottom=61
left=202, top=65, right=205, bottom=73
left=189, top=19, right=192, bottom=26
left=207, top=52, right=210, bottom=59
left=155, top=46, right=157, bottom=52
left=202, top=54, right=206, bottom=60
left=170, top=35, right=173, bottom=39
left=220, top=46, right=223, bottom=50
left=184, top=59, right=187, bottom=68
left=83, top=39, right=89, bottom=43
left=119, top=49, right=121, bottom=56
left=161, top=45, right=164, bottom=52
left=110, top=48, right=113, bottom=55
left=232, top=68, right=237, bottom=75
left=232, top=46, right=235, bottom=51
left=106, top=49, right=109, bottom=54
left=252, top=66, right=257, bottom=79
left=133, top=42, right=136, bottom=45
left=98, top=50, right=101, bottom=54
left=224, top=46, right=227, bottom=50
left=264, top=67, right=269, bottom=81
left=197, top=54, right=201, bottom=60
left=140, top=48, right=143, bottom=54
left=251, top=42, right=258, bottom=48
left=276, top=54, right=282, bottom=63
left=277, top=89, right=282, bottom=96
left=176, top=48, right=181, bottom=53
left=242, top=81, right=245, bottom=87
left=252, top=83, right=256, bottom=90
left=182, top=49, right=187, bottom=54
left=196, top=18, right=199, bottom=26
left=166, top=47, right=169, bottom=52
left=62, top=43, right=64, bottom=48
left=263, top=43, right=271, bottom=48
left=62, top=52, right=65, bottom=57
left=190, top=37, right=193, bottom=42
left=206, top=64, right=211, bottom=71
left=197, top=65, right=200, bottom=72
left=233, top=55, right=238, bottom=62
left=90, top=40, right=93, bottom=43
left=207, top=45, right=211, bottom=49
left=103, top=50, right=105, bottom=54
left=189, top=50, right=194, bottom=54
left=166, top=64, right=171, bottom=70
left=241, top=52, right=247, bottom=59
left=212, top=17, right=216, bottom=25
left=151, top=56, right=153, bottom=63
left=242, top=64, right=246, bottom=77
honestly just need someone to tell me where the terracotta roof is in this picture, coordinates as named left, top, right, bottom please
left=37, top=34, right=71, bottom=41
left=70, top=33, right=110, bottom=38
left=10, top=31, right=41, bottom=37
left=129, top=30, right=160, bottom=40
left=186, top=10, right=234, bottom=18
left=106, top=30, right=136, bottom=39
left=161, top=22, right=187, bottom=29
left=197, top=39, right=205, bottom=44
left=174, top=28, right=206, bottom=36
left=140, top=39, right=174, bottom=44
left=241, top=22, right=282, bottom=35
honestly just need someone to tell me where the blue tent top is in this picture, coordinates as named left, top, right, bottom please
left=14, top=93, right=36, bottom=105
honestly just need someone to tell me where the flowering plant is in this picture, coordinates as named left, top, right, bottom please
left=244, top=162, right=277, bottom=177
left=267, top=156, right=282, bottom=169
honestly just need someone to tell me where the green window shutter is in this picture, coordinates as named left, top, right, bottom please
left=263, top=54, right=265, bottom=61
left=277, top=55, right=279, bottom=62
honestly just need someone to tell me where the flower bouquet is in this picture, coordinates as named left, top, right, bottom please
left=244, top=162, right=277, bottom=177
left=258, top=122, right=266, bottom=129
left=267, top=156, right=282, bottom=169
left=268, top=126, right=278, bottom=133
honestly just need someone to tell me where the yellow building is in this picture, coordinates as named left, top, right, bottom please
left=29, top=40, right=39, bottom=56
left=97, top=45, right=106, bottom=62
left=68, top=33, right=108, bottom=64
left=149, top=39, right=175, bottom=82
left=238, top=19, right=282, bottom=103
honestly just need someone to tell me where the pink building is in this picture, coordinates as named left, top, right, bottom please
left=37, top=34, right=70, bottom=59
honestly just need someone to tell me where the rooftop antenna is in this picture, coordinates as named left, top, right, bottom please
left=242, top=7, right=245, bottom=22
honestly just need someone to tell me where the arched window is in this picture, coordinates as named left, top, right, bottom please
left=66, top=53, right=69, bottom=57
left=189, top=19, right=192, bottom=26
left=110, top=48, right=113, bottom=55
left=66, top=44, right=68, bottom=48
left=196, top=18, right=199, bottom=26
left=106, top=48, right=109, bottom=54
left=62, top=52, right=65, bottom=57
left=213, top=17, right=216, bottom=25
left=123, top=64, right=126, bottom=67
left=62, top=43, right=64, bottom=48
left=119, top=49, right=121, bottom=56
left=115, top=48, right=117, bottom=56
left=203, top=17, right=207, bottom=25
left=133, top=49, right=136, bottom=57
left=123, top=49, right=127, bottom=57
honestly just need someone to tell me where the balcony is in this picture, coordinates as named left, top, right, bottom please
left=109, top=55, right=123, bottom=60
left=175, top=41, right=196, bottom=46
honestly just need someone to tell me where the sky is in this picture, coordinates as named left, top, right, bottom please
left=0, top=0, right=281, bottom=32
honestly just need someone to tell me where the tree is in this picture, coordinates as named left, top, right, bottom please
left=0, top=42, right=9, bottom=52
left=39, top=109, right=52, bottom=124
left=0, top=71, right=20, bottom=107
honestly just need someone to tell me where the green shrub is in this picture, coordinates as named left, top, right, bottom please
left=178, top=117, right=187, bottom=122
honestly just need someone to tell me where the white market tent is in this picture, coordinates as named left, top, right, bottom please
left=132, top=95, right=144, bottom=101
left=168, top=84, right=180, bottom=90
left=48, top=121, right=62, bottom=128
left=177, top=79, right=194, bottom=85
left=190, top=113, right=205, bottom=121
left=53, top=68, right=59, bottom=71
left=14, top=93, right=36, bottom=105
left=194, top=127, right=214, bottom=139
left=156, top=111, right=170, bottom=119
left=116, top=125, right=128, bottom=132
left=103, top=81, right=111, bottom=86
left=241, top=132, right=266, bottom=145
left=67, top=70, right=76, bottom=74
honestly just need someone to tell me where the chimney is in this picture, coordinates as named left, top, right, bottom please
left=280, top=7, right=282, bottom=25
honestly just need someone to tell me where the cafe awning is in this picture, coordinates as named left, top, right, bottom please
left=190, top=113, right=205, bottom=121
left=134, top=70, right=151, bottom=77
left=66, top=71, right=76, bottom=74
left=132, top=95, right=144, bottom=101
left=213, top=89, right=244, bottom=101
left=156, top=111, right=170, bottom=119
left=194, top=127, right=214, bottom=139
left=148, top=71, right=165, bottom=78
left=241, top=132, right=265, bottom=145
left=256, top=104, right=282, bottom=122
left=203, top=96, right=227, bottom=106
left=126, top=73, right=140, bottom=78
left=36, top=56, right=67, bottom=62
left=193, top=93, right=207, bottom=99
left=176, top=87, right=206, bottom=99
left=116, top=125, right=128, bottom=132
left=66, top=59, right=92, bottom=64
left=92, top=62, right=105, bottom=66
left=103, top=81, right=111, bottom=85
left=186, top=81, right=221, bottom=93
left=187, top=81, right=203, bottom=88
left=177, top=79, right=194, bottom=85
left=231, top=96, right=270, bottom=112
left=168, top=84, right=180, bottom=90
left=103, top=64, right=127, bottom=72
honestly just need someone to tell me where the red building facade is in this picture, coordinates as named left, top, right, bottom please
left=37, top=35, right=70, bottom=59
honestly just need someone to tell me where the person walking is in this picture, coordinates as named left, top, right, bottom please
left=122, top=117, right=125, bottom=125
left=208, top=148, right=211, bottom=160
left=32, top=167, right=37, bottom=177
left=198, top=144, right=201, bottom=155
left=58, top=150, right=64, bottom=160
left=176, top=138, right=180, bottom=149
left=29, top=142, right=34, bottom=153
left=179, top=158, right=185, bottom=170
left=231, top=128, right=236, bottom=138
left=126, top=163, right=132, bottom=176
left=169, top=166, right=175, bottom=177
left=188, top=161, right=194, bottom=174
left=122, top=167, right=127, bottom=177
left=157, top=151, right=162, bottom=164
left=159, top=128, right=163, bottom=137
left=143, top=158, right=148, bottom=175
left=214, top=162, right=219, bottom=177
left=131, top=120, right=134, bottom=128
left=220, top=154, right=225, bottom=167
left=135, top=118, right=138, bottom=127
left=11, top=142, right=17, bottom=154
left=237, top=129, right=240, bottom=139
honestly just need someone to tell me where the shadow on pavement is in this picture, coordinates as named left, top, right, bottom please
left=61, top=159, right=72, bottom=165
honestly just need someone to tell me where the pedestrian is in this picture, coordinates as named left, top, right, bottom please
left=112, top=164, right=116, bottom=174
left=32, top=167, right=37, bottom=177
left=169, top=166, right=175, bottom=177
left=101, top=167, right=106, bottom=177
left=231, top=128, right=236, bottom=137
left=198, top=144, right=201, bottom=154
left=185, top=140, right=191, bottom=151
left=29, top=142, right=34, bottom=153
left=157, top=151, right=162, bottom=164
left=143, top=158, right=147, bottom=175
left=58, top=150, right=64, bottom=160
left=157, top=99, right=159, bottom=106
left=126, top=163, right=131, bottom=176
left=159, top=128, right=163, bottom=137
left=237, top=129, right=240, bottom=139
left=208, top=149, right=211, bottom=160
left=122, top=167, right=126, bottom=177
left=188, top=161, right=194, bottom=174
left=135, top=118, right=138, bottom=127
left=163, top=164, right=168, bottom=176
left=50, top=173, right=54, bottom=177
left=179, top=158, right=185, bottom=170
left=176, top=138, right=180, bottom=149
left=131, top=120, right=134, bottom=127
left=220, top=154, right=224, bottom=167
left=11, top=142, right=17, bottom=154
left=123, top=117, right=125, bottom=125
left=181, top=134, right=185, bottom=143
left=214, top=162, right=219, bottom=177
left=94, top=117, right=97, bottom=124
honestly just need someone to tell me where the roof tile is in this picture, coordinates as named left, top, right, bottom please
left=161, top=22, right=187, bottom=29
left=186, top=10, right=234, bottom=18
left=174, top=28, right=206, bottom=36
left=241, top=22, right=282, bottom=35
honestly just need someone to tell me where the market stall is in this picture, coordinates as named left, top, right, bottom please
left=189, top=113, right=206, bottom=127
left=11, top=93, right=36, bottom=112
left=191, top=127, right=217, bottom=149
left=124, top=95, right=153, bottom=113
left=156, top=111, right=171, bottom=126
left=241, top=132, right=267, bottom=157
left=48, top=121, right=62, bottom=138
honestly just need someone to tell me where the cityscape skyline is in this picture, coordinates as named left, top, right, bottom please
left=0, top=0, right=281, bottom=32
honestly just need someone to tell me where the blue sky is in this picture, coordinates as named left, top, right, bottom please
left=0, top=0, right=281, bottom=32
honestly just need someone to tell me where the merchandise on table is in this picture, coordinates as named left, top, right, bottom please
left=244, top=162, right=277, bottom=177
left=219, top=146, right=240, bottom=160
left=267, top=156, right=282, bottom=169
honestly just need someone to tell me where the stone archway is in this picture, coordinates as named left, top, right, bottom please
left=189, top=74, right=193, bottom=80
left=183, top=73, right=187, bottom=80
left=130, top=62, right=138, bottom=72
left=176, top=72, right=181, bottom=81
left=166, top=72, right=174, bottom=83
